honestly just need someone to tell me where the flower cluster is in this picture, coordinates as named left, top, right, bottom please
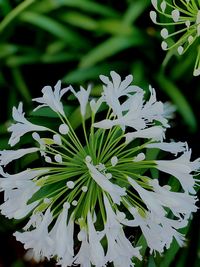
left=0, top=71, right=199, bottom=267
left=150, top=0, right=200, bottom=76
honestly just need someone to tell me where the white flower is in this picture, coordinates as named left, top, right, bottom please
left=0, top=147, right=39, bottom=166
left=50, top=202, right=74, bottom=266
left=127, top=177, right=166, bottom=217
left=104, top=195, right=142, bottom=266
left=94, top=84, right=168, bottom=132
left=14, top=208, right=54, bottom=261
left=0, top=167, right=47, bottom=190
left=33, top=80, right=70, bottom=116
left=100, top=71, right=143, bottom=118
left=141, top=86, right=169, bottom=127
left=8, top=102, right=47, bottom=146
left=90, top=96, right=104, bottom=114
left=87, top=211, right=106, bottom=267
left=70, top=85, right=91, bottom=117
left=125, top=126, right=165, bottom=144
left=146, top=141, right=187, bottom=155
left=86, top=160, right=126, bottom=204
left=155, top=149, right=199, bottom=194
left=0, top=71, right=198, bottom=266
left=149, top=179, right=198, bottom=219
left=128, top=207, right=185, bottom=254
left=0, top=181, right=39, bottom=219
left=74, top=229, right=91, bottom=267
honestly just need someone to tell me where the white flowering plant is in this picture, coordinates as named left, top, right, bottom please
left=0, top=71, right=199, bottom=267
left=150, top=0, right=200, bottom=76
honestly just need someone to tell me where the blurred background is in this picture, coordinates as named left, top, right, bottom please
left=0, top=0, right=199, bottom=266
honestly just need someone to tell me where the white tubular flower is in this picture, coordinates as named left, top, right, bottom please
left=86, top=160, right=126, bottom=204
left=0, top=147, right=39, bottom=166
left=74, top=229, right=91, bottom=267
left=148, top=179, right=198, bottom=219
left=70, top=85, right=91, bottom=117
left=8, top=102, right=47, bottom=146
left=104, top=195, right=142, bottom=266
left=50, top=202, right=74, bottom=266
left=100, top=71, right=143, bottom=118
left=33, top=80, right=69, bottom=116
left=0, top=181, right=39, bottom=219
left=146, top=141, right=187, bottom=155
left=150, top=0, right=200, bottom=76
left=14, top=208, right=54, bottom=261
left=1, top=72, right=199, bottom=267
left=127, top=177, right=166, bottom=217
left=0, top=167, right=47, bottom=190
left=128, top=207, right=185, bottom=254
left=87, top=212, right=106, bottom=267
left=155, top=149, right=199, bottom=194
left=90, top=96, right=104, bottom=114
left=125, top=126, right=165, bottom=144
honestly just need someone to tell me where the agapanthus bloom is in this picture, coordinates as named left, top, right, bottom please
left=0, top=71, right=199, bottom=267
left=150, top=0, right=200, bottom=76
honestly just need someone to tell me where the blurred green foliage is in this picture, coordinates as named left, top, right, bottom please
left=0, top=0, right=199, bottom=266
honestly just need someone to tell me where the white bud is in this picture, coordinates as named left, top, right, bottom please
left=111, top=156, right=118, bottom=166
left=32, top=132, right=40, bottom=141
left=161, top=41, right=168, bottom=50
left=66, top=181, right=75, bottom=189
left=160, top=28, right=168, bottom=39
left=85, top=155, right=92, bottom=163
left=54, top=154, right=62, bottom=163
left=133, top=153, right=146, bottom=162
left=160, top=1, right=166, bottom=12
left=59, top=123, right=69, bottom=135
left=185, top=20, right=190, bottom=28
left=53, top=134, right=62, bottom=145
left=151, top=0, right=158, bottom=9
left=150, top=11, right=157, bottom=23
left=171, top=9, right=180, bottom=22
left=188, top=35, right=194, bottom=44
left=72, top=200, right=78, bottom=206
left=193, top=68, right=200, bottom=76
left=177, top=46, right=184, bottom=55
left=82, top=186, right=88, bottom=192
left=45, top=156, right=52, bottom=163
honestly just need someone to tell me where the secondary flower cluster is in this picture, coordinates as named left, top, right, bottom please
left=0, top=71, right=199, bottom=267
left=150, top=0, right=200, bottom=76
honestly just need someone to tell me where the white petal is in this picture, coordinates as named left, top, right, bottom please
left=86, top=161, right=126, bottom=204
left=0, top=148, right=39, bottom=166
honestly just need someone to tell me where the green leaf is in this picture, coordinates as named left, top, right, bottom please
left=97, top=19, right=133, bottom=35
left=11, top=67, right=31, bottom=103
left=156, top=73, right=197, bottom=132
left=61, top=12, right=98, bottom=31
left=79, top=31, right=145, bottom=68
left=0, top=0, right=36, bottom=33
left=19, top=11, right=85, bottom=45
left=124, top=0, right=151, bottom=25
left=62, top=63, right=121, bottom=83
left=59, top=0, right=119, bottom=17
left=0, top=43, right=18, bottom=59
